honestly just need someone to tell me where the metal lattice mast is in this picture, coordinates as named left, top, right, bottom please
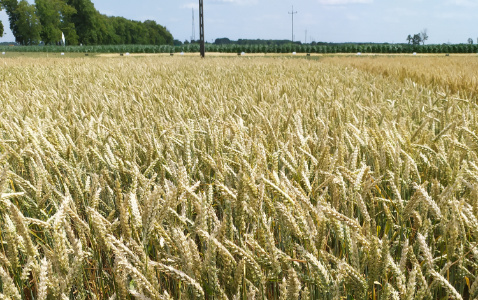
left=199, top=0, right=205, bottom=57
left=288, top=6, right=297, bottom=43
left=192, top=8, right=195, bottom=42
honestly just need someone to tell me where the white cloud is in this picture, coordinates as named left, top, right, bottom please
left=318, top=0, right=372, bottom=4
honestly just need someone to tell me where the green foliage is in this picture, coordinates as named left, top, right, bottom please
left=35, top=0, right=61, bottom=44
left=1, top=0, right=20, bottom=41
left=0, top=6, right=3, bottom=36
left=36, top=0, right=77, bottom=45
left=66, top=0, right=99, bottom=44
left=14, top=0, right=41, bottom=45
left=1, top=43, right=478, bottom=54
left=0, top=44, right=176, bottom=53
left=1, top=0, right=173, bottom=46
left=64, top=0, right=172, bottom=45
left=201, top=43, right=478, bottom=54
left=103, top=16, right=172, bottom=45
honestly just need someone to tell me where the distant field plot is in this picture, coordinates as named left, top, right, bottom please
left=1, top=56, right=478, bottom=299
left=323, top=56, right=478, bottom=97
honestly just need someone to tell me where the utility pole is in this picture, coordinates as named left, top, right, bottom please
left=288, top=6, right=297, bottom=43
left=191, top=8, right=195, bottom=42
left=305, top=29, right=307, bottom=44
left=199, top=0, right=205, bottom=58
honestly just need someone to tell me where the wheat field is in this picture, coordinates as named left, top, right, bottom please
left=0, top=56, right=477, bottom=299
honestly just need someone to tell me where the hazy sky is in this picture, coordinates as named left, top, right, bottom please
left=0, top=0, right=477, bottom=44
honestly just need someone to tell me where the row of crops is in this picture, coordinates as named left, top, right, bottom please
left=1, top=43, right=478, bottom=54
left=202, top=43, right=478, bottom=54
left=0, top=44, right=175, bottom=54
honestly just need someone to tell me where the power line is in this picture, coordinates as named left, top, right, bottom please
left=288, top=6, right=297, bottom=43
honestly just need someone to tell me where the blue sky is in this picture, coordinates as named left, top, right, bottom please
left=0, top=0, right=477, bottom=44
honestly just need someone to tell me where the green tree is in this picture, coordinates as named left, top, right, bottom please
left=412, top=34, right=422, bottom=45
left=15, top=0, right=41, bottom=45
left=66, top=0, right=101, bottom=44
left=61, top=20, right=79, bottom=45
left=109, top=16, right=128, bottom=44
left=35, top=0, right=78, bottom=45
left=0, top=6, right=3, bottom=36
left=35, top=0, right=61, bottom=44
left=143, top=20, right=172, bottom=45
left=1, top=0, right=20, bottom=41
left=6, top=0, right=174, bottom=46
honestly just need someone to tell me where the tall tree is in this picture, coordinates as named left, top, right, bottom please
left=1, top=0, right=20, bottom=41
left=3, top=0, right=173, bottom=45
left=420, top=29, right=428, bottom=45
left=66, top=0, right=101, bottom=44
left=412, top=34, right=422, bottom=45
left=35, top=0, right=77, bottom=45
left=14, top=0, right=41, bottom=45
left=0, top=6, right=3, bottom=36
left=59, top=2, right=79, bottom=45
left=143, top=20, right=172, bottom=45
left=35, top=0, right=61, bottom=44
left=65, top=0, right=173, bottom=45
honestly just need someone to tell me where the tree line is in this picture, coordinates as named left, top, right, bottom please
left=0, top=0, right=173, bottom=46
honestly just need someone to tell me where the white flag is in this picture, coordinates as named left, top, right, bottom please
left=61, top=32, right=65, bottom=45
